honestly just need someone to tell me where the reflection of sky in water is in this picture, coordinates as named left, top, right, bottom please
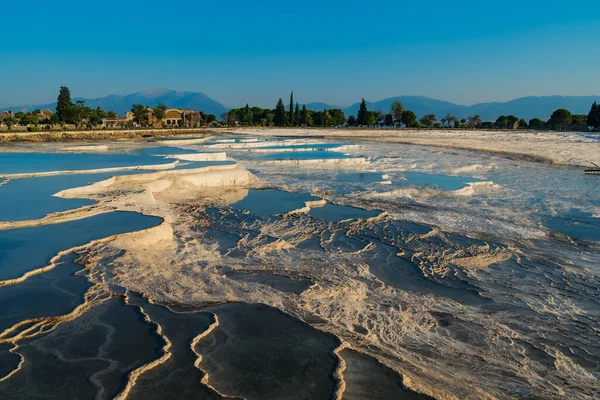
left=0, top=152, right=174, bottom=174
left=0, top=211, right=161, bottom=280
left=231, top=189, right=320, bottom=216
left=0, top=173, right=122, bottom=222
left=309, top=203, right=381, bottom=222
left=239, top=139, right=600, bottom=242
left=400, top=171, right=482, bottom=191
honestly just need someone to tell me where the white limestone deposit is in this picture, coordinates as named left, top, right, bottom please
left=1, top=160, right=180, bottom=179
left=227, top=128, right=600, bottom=167
left=4, top=133, right=600, bottom=400
left=165, top=152, right=227, bottom=161
left=262, top=157, right=369, bottom=166
left=453, top=181, right=501, bottom=196
left=63, top=145, right=109, bottom=152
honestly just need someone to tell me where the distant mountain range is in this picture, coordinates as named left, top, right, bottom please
left=4, top=89, right=599, bottom=121
left=5, top=89, right=228, bottom=117
left=307, top=95, right=600, bottom=121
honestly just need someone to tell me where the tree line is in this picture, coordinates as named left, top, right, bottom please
left=222, top=92, right=347, bottom=128
left=2, top=87, right=600, bottom=132
left=222, top=92, right=600, bottom=131
left=0, top=86, right=219, bottom=131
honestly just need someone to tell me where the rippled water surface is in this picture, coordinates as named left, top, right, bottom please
left=1, top=134, right=599, bottom=400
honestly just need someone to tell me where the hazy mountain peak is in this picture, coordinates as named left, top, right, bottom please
left=4, top=89, right=228, bottom=116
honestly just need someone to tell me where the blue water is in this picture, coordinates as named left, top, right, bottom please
left=255, top=143, right=342, bottom=150
left=258, top=151, right=355, bottom=160
left=309, top=203, right=381, bottom=222
left=0, top=253, right=90, bottom=332
left=401, top=172, right=481, bottom=191
left=0, top=174, right=109, bottom=222
left=332, top=171, right=384, bottom=184
left=0, top=153, right=174, bottom=175
left=0, top=211, right=162, bottom=281
left=543, top=209, right=600, bottom=242
left=231, top=190, right=320, bottom=216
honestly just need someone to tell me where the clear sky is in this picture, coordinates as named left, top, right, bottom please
left=2, top=0, right=599, bottom=108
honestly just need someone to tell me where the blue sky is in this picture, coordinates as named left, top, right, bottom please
left=2, top=0, right=599, bottom=108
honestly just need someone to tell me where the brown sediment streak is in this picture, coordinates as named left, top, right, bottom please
left=332, top=342, right=350, bottom=400
left=113, top=293, right=173, bottom=400
left=0, top=344, right=25, bottom=383
left=0, top=284, right=110, bottom=344
left=0, top=161, right=180, bottom=179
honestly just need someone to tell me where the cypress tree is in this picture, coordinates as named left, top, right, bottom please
left=301, top=104, right=308, bottom=126
left=289, top=91, right=294, bottom=125
left=274, top=98, right=287, bottom=127
left=294, top=102, right=300, bottom=127
left=357, top=98, right=368, bottom=126
left=587, top=101, right=599, bottom=131
left=56, top=86, right=73, bottom=123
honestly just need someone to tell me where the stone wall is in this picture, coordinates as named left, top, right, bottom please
left=0, top=128, right=213, bottom=142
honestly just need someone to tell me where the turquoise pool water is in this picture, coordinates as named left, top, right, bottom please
left=230, top=189, right=321, bottom=216
left=0, top=211, right=162, bottom=281
left=401, top=171, right=482, bottom=191
left=0, top=153, right=175, bottom=175
left=309, top=203, right=381, bottom=222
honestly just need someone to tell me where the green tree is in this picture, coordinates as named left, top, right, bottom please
left=301, top=104, right=308, bottom=126
left=347, top=115, right=357, bottom=126
left=519, top=119, right=528, bottom=129
left=357, top=98, right=368, bottom=126
left=468, top=114, right=482, bottom=129
left=571, top=114, right=587, bottom=125
left=205, top=114, right=217, bottom=123
left=274, top=98, right=287, bottom=126
left=295, top=102, right=300, bottom=126
left=495, top=115, right=508, bottom=129
left=227, top=110, right=238, bottom=124
left=240, top=104, right=254, bottom=125
left=265, top=112, right=275, bottom=126
left=4, top=116, right=15, bottom=131
left=74, top=100, right=91, bottom=128
left=529, top=118, right=546, bottom=129
left=549, top=108, right=572, bottom=130
left=390, top=100, right=404, bottom=126
left=587, top=102, right=600, bottom=131
left=131, top=104, right=148, bottom=126
left=289, top=91, right=294, bottom=125
left=329, top=109, right=346, bottom=126
left=419, top=113, right=437, bottom=127
left=153, top=103, right=167, bottom=124
left=384, top=114, right=393, bottom=126
left=366, top=111, right=377, bottom=126
left=401, top=110, right=417, bottom=127
left=506, top=115, right=519, bottom=129
left=56, top=86, right=73, bottom=123
left=441, top=112, right=455, bottom=127
left=107, top=111, right=118, bottom=119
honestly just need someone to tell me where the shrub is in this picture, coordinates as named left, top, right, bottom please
left=27, top=126, right=41, bottom=132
